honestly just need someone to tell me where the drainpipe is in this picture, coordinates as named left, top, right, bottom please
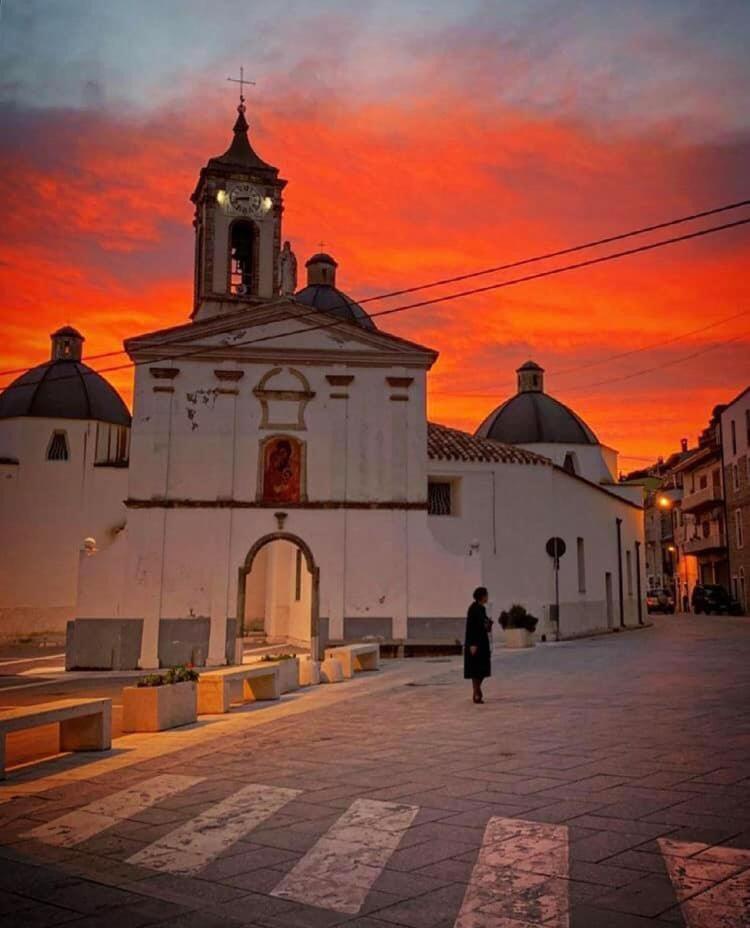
left=616, top=517, right=625, bottom=627
left=634, top=540, right=643, bottom=625
left=717, top=413, right=732, bottom=587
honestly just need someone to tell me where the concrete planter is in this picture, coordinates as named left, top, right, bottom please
left=320, top=657, right=344, bottom=683
left=504, top=628, right=534, bottom=649
left=122, top=681, right=197, bottom=732
left=298, top=656, right=320, bottom=687
left=273, top=658, right=300, bottom=694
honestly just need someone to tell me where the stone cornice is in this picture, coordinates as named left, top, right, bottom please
left=125, top=300, right=438, bottom=364
left=129, top=345, right=434, bottom=370
left=126, top=498, right=428, bottom=511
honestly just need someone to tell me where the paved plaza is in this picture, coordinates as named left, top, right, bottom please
left=1, top=615, right=749, bottom=927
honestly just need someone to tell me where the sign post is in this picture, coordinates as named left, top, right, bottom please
left=545, top=537, right=567, bottom=641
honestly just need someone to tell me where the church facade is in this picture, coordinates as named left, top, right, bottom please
left=1, top=101, right=645, bottom=666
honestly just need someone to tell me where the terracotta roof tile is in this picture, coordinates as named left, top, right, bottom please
left=427, top=422, right=550, bottom=466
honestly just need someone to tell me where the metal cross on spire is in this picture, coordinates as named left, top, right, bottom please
left=227, top=66, right=256, bottom=105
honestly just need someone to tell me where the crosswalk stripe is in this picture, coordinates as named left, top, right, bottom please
left=455, top=817, right=571, bottom=928
left=127, top=783, right=301, bottom=876
left=26, top=774, right=203, bottom=847
left=271, top=797, right=419, bottom=915
left=659, top=837, right=750, bottom=926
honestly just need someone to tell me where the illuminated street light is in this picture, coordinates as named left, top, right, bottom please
left=657, top=495, right=672, bottom=508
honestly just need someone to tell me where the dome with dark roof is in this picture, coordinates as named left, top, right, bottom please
left=294, top=252, right=376, bottom=331
left=475, top=361, right=598, bottom=446
left=0, top=329, right=131, bottom=426
left=294, top=285, right=376, bottom=331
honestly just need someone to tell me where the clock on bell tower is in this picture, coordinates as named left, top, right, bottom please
left=191, top=96, right=287, bottom=320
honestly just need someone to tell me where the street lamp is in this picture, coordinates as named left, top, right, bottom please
left=657, top=495, right=672, bottom=509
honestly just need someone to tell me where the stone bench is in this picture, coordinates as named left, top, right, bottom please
left=0, top=698, right=112, bottom=780
left=197, top=664, right=280, bottom=714
left=324, top=643, right=380, bottom=679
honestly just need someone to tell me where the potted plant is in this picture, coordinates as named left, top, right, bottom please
left=261, top=654, right=300, bottom=693
left=499, top=604, right=539, bottom=649
left=122, top=665, right=199, bottom=732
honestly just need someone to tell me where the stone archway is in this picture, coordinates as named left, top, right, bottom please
left=237, top=532, right=321, bottom=659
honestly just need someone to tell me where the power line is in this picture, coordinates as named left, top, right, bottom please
left=548, top=308, right=750, bottom=377
left=431, top=307, right=750, bottom=396
left=562, top=331, right=749, bottom=394
left=2, top=214, right=749, bottom=397
left=355, top=198, right=750, bottom=306
left=2, top=197, right=748, bottom=379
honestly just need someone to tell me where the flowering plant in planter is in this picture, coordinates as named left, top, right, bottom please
left=499, top=604, right=539, bottom=633
left=125, top=665, right=199, bottom=732
left=136, top=665, right=199, bottom=687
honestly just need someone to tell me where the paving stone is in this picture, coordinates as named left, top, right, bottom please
left=592, top=873, right=684, bottom=917
left=570, top=904, right=682, bottom=927
left=570, top=830, right=652, bottom=863
left=386, top=839, right=477, bottom=872
left=368, top=884, right=466, bottom=928
left=0, top=902, right=81, bottom=927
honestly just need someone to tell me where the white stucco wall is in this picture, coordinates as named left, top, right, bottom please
left=514, top=441, right=618, bottom=484
left=427, top=459, right=646, bottom=639
left=0, top=417, right=129, bottom=636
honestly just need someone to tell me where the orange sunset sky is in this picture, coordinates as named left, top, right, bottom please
left=1, top=1, right=749, bottom=468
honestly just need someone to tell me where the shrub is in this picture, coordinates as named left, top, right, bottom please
left=164, top=665, right=200, bottom=684
left=136, top=665, right=199, bottom=687
left=499, top=604, right=539, bottom=633
left=261, top=653, right=297, bottom=662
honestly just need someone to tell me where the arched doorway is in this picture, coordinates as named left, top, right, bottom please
left=237, top=533, right=321, bottom=658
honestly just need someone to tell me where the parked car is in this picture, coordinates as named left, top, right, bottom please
left=691, top=584, right=742, bottom=615
left=646, top=588, right=675, bottom=614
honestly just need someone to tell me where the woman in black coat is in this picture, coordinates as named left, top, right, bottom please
left=464, top=586, right=492, bottom=703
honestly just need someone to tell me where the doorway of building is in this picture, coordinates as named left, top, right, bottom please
left=238, top=533, right=320, bottom=655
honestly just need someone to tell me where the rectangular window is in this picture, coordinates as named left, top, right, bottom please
left=428, top=480, right=453, bottom=516
left=746, top=409, right=750, bottom=445
left=737, top=509, right=744, bottom=549
left=626, top=549, right=633, bottom=596
left=699, top=474, right=708, bottom=490
left=577, top=537, right=586, bottom=593
left=690, top=473, right=696, bottom=493
left=294, top=548, right=302, bottom=602
left=733, top=464, right=740, bottom=492
left=731, top=419, right=737, bottom=455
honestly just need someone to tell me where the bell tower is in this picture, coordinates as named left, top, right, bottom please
left=191, top=90, right=286, bottom=320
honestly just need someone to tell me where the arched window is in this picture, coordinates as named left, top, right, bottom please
left=230, top=220, right=258, bottom=296
left=47, top=431, right=69, bottom=461
left=563, top=451, right=579, bottom=475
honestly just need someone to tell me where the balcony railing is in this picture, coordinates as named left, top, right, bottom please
left=683, top=528, right=726, bottom=554
left=681, top=484, right=722, bottom=512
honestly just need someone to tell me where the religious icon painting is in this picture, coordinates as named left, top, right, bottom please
left=262, top=436, right=302, bottom=503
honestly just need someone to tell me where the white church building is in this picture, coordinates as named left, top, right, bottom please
left=0, top=100, right=645, bottom=668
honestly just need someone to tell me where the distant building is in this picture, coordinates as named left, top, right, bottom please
left=621, top=441, right=690, bottom=593
left=721, top=388, right=750, bottom=611
left=671, top=407, right=729, bottom=598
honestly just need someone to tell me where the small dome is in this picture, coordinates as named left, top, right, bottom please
left=294, top=285, right=376, bottom=331
left=295, top=251, right=376, bottom=330
left=305, top=253, right=337, bottom=267
left=477, top=392, right=598, bottom=445
left=0, top=359, right=131, bottom=426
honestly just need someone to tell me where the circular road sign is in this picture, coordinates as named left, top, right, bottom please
left=546, top=536, right=567, bottom=559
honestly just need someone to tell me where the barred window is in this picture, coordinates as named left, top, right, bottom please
left=47, top=431, right=69, bottom=461
left=428, top=480, right=452, bottom=516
